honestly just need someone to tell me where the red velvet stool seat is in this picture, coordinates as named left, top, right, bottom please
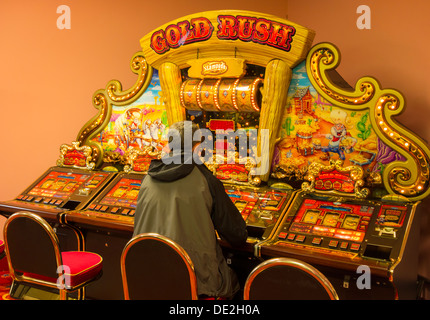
left=4, top=212, right=103, bottom=300
left=61, top=251, right=103, bottom=288
left=21, top=251, right=103, bottom=289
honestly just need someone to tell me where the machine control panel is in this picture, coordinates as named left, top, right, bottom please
left=11, top=166, right=115, bottom=211
left=225, top=184, right=294, bottom=240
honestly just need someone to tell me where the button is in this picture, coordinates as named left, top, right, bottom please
left=121, top=209, right=130, bottom=215
left=287, top=233, right=296, bottom=241
left=17, top=195, right=24, bottom=200
left=278, top=232, right=288, bottom=240
left=43, top=198, right=51, bottom=204
left=26, top=196, right=34, bottom=202
left=350, top=243, right=360, bottom=251
left=340, top=242, right=349, bottom=250
left=34, top=197, right=43, bottom=203
left=128, top=210, right=135, bottom=216
left=295, top=235, right=306, bottom=243
left=312, top=237, right=322, bottom=245
left=55, top=200, right=63, bottom=206
left=100, top=206, right=108, bottom=212
left=111, top=207, right=119, bottom=214
left=95, top=205, right=102, bottom=211
left=49, top=199, right=57, bottom=204
left=328, top=240, right=338, bottom=248
left=88, top=204, right=96, bottom=210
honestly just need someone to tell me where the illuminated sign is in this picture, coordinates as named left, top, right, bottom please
left=150, top=14, right=296, bottom=55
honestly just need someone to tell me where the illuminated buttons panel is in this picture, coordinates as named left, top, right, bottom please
left=17, top=194, right=64, bottom=207
left=86, top=203, right=135, bottom=217
left=277, top=231, right=361, bottom=252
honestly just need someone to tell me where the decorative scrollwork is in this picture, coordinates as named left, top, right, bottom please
left=64, top=52, right=153, bottom=170
left=374, top=94, right=430, bottom=198
left=309, top=46, right=375, bottom=106
left=306, top=42, right=430, bottom=201
left=106, top=53, right=152, bottom=105
left=77, top=92, right=108, bottom=145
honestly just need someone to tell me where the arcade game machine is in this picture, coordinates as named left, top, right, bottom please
left=61, top=10, right=315, bottom=299
left=255, top=42, right=430, bottom=299
left=144, top=11, right=316, bottom=285
left=48, top=10, right=428, bottom=300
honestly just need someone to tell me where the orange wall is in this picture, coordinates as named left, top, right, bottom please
left=0, top=0, right=289, bottom=201
left=2, top=0, right=428, bottom=200
left=0, top=0, right=288, bottom=240
left=1, top=0, right=429, bottom=278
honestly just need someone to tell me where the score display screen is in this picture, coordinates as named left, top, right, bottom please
left=99, top=178, right=142, bottom=208
left=28, top=171, right=109, bottom=200
left=289, top=198, right=375, bottom=243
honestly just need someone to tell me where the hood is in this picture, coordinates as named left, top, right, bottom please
left=147, top=151, right=195, bottom=182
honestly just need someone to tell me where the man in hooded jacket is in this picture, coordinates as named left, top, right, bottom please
left=133, top=121, right=248, bottom=299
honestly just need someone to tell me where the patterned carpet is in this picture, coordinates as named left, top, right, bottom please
left=0, top=257, right=13, bottom=300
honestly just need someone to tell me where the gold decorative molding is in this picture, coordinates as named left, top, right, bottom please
left=62, top=52, right=153, bottom=170
left=309, top=46, right=375, bottom=105
left=306, top=43, right=430, bottom=201
left=105, top=53, right=153, bottom=105
left=302, top=160, right=369, bottom=198
left=123, top=146, right=161, bottom=173
left=204, top=153, right=261, bottom=186
left=57, top=141, right=95, bottom=170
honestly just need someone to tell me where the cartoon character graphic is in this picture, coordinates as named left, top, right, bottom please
left=149, top=119, right=165, bottom=150
left=142, top=119, right=153, bottom=147
left=318, top=109, right=357, bottom=161
left=129, top=110, right=143, bottom=148
left=114, top=107, right=144, bottom=149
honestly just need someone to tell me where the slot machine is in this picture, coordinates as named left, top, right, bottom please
left=253, top=41, right=430, bottom=300
left=0, top=167, right=114, bottom=224
left=0, top=127, right=118, bottom=299
left=58, top=10, right=315, bottom=299
left=19, top=10, right=429, bottom=300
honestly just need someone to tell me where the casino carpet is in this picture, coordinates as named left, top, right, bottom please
left=0, top=256, right=13, bottom=300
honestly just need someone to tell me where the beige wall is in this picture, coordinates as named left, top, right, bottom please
left=1, top=0, right=429, bottom=283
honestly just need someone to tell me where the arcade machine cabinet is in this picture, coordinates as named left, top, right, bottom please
left=17, top=10, right=429, bottom=300
left=255, top=42, right=430, bottom=300
left=58, top=10, right=316, bottom=299
left=0, top=150, right=117, bottom=299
